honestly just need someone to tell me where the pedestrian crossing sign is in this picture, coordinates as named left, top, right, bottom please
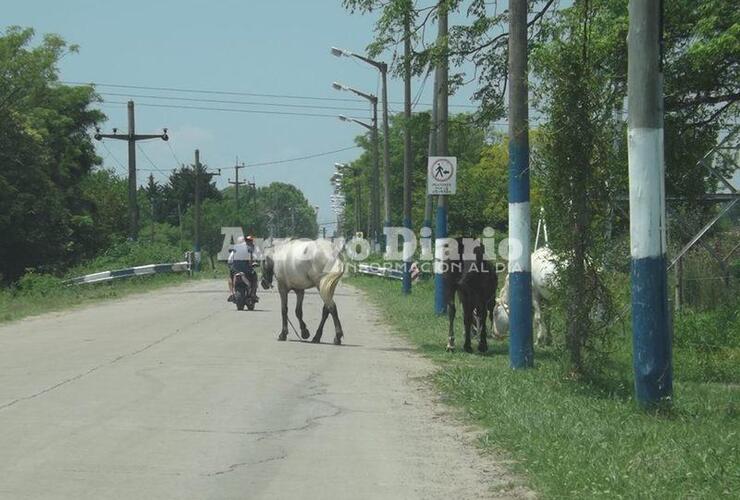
left=427, top=156, right=457, bottom=195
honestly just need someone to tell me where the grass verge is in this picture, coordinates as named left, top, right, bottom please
left=0, top=273, right=192, bottom=324
left=350, top=275, right=739, bottom=499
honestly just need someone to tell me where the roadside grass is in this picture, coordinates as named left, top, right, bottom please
left=0, top=273, right=191, bottom=324
left=349, top=275, right=739, bottom=499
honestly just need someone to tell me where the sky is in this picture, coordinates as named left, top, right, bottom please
left=3, top=0, right=483, bottom=231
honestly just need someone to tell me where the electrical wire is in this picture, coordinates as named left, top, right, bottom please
left=97, top=91, right=371, bottom=113
left=64, top=80, right=479, bottom=109
left=166, top=140, right=183, bottom=167
left=97, top=99, right=370, bottom=120
left=136, top=143, right=170, bottom=178
left=64, top=81, right=364, bottom=103
left=135, top=145, right=361, bottom=173
left=242, top=145, right=361, bottom=168
left=99, top=140, right=125, bottom=171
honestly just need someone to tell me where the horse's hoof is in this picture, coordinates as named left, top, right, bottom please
left=301, top=329, right=311, bottom=340
left=333, top=336, right=342, bottom=345
left=478, top=342, right=488, bottom=353
left=446, top=345, right=455, bottom=353
left=463, top=344, right=473, bottom=353
left=277, top=332, right=288, bottom=341
left=311, top=335, right=322, bottom=344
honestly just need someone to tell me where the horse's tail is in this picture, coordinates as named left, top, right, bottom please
left=319, top=254, right=345, bottom=308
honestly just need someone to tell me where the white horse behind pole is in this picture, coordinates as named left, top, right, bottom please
left=260, top=239, right=346, bottom=344
left=493, top=246, right=556, bottom=345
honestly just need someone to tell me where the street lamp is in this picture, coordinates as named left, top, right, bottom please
left=333, top=161, right=362, bottom=236
left=332, top=102, right=381, bottom=250
left=331, top=46, right=391, bottom=251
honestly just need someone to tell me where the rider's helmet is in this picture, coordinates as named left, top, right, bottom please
left=245, top=235, right=254, bottom=243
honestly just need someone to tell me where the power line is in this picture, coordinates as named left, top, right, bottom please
left=65, top=81, right=364, bottom=103
left=99, top=140, right=125, bottom=170
left=97, top=100, right=370, bottom=120
left=243, top=145, right=361, bottom=168
left=166, top=140, right=183, bottom=167
left=63, top=80, right=479, bottom=109
left=135, top=145, right=361, bottom=173
left=136, top=143, right=169, bottom=178
left=97, top=91, right=372, bottom=113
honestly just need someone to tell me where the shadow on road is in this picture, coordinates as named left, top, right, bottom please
left=286, top=339, right=362, bottom=348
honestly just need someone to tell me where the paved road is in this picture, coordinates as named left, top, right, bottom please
left=0, top=280, right=525, bottom=499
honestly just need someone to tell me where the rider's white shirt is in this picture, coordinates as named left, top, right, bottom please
left=232, top=242, right=258, bottom=262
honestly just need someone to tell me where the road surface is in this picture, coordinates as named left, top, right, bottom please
left=0, top=280, right=527, bottom=499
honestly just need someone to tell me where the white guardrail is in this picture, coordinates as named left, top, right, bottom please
left=65, top=261, right=191, bottom=285
left=356, top=263, right=421, bottom=281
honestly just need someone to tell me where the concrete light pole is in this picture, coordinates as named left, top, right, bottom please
left=507, top=0, right=534, bottom=369
left=627, top=0, right=672, bottom=406
left=331, top=47, right=391, bottom=251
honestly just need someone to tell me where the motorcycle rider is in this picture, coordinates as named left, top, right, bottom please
left=226, top=236, right=244, bottom=302
left=228, top=235, right=259, bottom=303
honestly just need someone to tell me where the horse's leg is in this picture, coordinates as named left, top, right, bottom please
left=329, top=305, right=343, bottom=345
left=462, top=293, right=474, bottom=353
left=478, top=300, right=488, bottom=353
left=277, top=284, right=289, bottom=341
left=446, top=289, right=456, bottom=352
left=294, top=289, right=310, bottom=339
left=312, top=305, right=330, bottom=343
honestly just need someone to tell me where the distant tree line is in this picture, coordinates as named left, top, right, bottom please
left=0, top=27, right=318, bottom=282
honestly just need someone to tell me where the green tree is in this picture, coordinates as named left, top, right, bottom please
left=158, top=164, right=222, bottom=226
left=78, top=168, right=128, bottom=252
left=255, top=182, right=319, bottom=238
left=0, top=27, right=103, bottom=281
left=338, top=111, right=493, bottom=237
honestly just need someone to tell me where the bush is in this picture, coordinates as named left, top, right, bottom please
left=674, top=305, right=740, bottom=351
left=67, top=240, right=186, bottom=277
left=16, top=271, right=65, bottom=296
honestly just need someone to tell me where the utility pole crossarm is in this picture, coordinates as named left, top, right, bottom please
left=95, top=132, right=168, bottom=142
left=93, top=100, right=167, bottom=241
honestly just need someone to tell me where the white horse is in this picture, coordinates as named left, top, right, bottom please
left=493, top=246, right=556, bottom=345
left=260, top=239, right=345, bottom=344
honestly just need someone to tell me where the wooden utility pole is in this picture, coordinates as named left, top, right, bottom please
left=193, top=150, right=220, bottom=272
left=148, top=173, right=156, bottom=244
left=507, top=0, right=534, bottom=369
left=194, top=149, right=202, bottom=271
left=402, top=8, right=413, bottom=294
left=95, top=100, right=168, bottom=240
left=627, top=0, right=672, bottom=406
left=228, top=160, right=246, bottom=211
left=246, top=179, right=257, bottom=234
left=177, top=201, right=183, bottom=248
left=434, top=3, right=449, bottom=312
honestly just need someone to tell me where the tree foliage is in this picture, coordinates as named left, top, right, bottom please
left=336, top=111, right=506, bottom=236
left=532, top=1, right=619, bottom=372
left=0, top=27, right=104, bottom=281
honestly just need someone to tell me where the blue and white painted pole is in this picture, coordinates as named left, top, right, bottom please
left=627, top=0, right=672, bottom=406
left=507, top=0, right=533, bottom=368
left=433, top=5, right=449, bottom=314
left=434, top=203, right=447, bottom=314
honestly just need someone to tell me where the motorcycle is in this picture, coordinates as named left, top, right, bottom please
left=233, top=264, right=259, bottom=311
